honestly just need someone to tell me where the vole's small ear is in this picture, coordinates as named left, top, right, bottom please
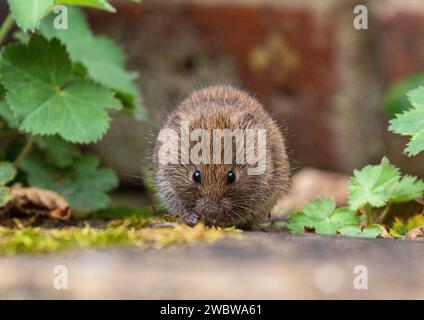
left=232, top=112, right=257, bottom=130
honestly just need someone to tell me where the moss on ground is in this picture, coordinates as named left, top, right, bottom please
left=0, top=215, right=241, bottom=255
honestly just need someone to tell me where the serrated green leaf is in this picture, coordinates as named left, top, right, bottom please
left=36, top=136, right=81, bottom=168
left=21, top=153, right=118, bottom=211
left=314, top=221, right=337, bottom=235
left=0, top=35, right=120, bottom=143
left=287, top=199, right=358, bottom=236
left=287, top=212, right=317, bottom=233
left=338, top=225, right=382, bottom=238
left=0, top=161, right=16, bottom=184
left=7, top=0, right=55, bottom=31
left=40, top=7, right=143, bottom=119
left=7, top=0, right=119, bottom=32
left=389, top=175, right=424, bottom=203
left=303, top=198, right=336, bottom=220
left=389, top=86, right=424, bottom=156
left=407, top=86, right=424, bottom=109
left=0, top=185, right=11, bottom=207
left=348, top=157, right=400, bottom=211
left=330, top=208, right=360, bottom=227
left=405, top=131, right=424, bottom=156
left=389, top=109, right=424, bottom=136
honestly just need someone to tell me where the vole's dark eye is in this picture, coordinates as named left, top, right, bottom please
left=192, top=170, right=202, bottom=184
left=227, top=170, right=236, bottom=184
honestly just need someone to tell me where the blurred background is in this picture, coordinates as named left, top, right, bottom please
left=3, top=0, right=424, bottom=186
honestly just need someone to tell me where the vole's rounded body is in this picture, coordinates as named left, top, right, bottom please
left=152, top=85, right=290, bottom=228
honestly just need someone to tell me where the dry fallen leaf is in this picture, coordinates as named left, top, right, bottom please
left=4, top=185, right=71, bottom=220
left=377, top=225, right=393, bottom=239
left=404, top=226, right=424, bottom=240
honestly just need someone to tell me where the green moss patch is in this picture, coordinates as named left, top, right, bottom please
left=0, top=216, right=241, bottom=256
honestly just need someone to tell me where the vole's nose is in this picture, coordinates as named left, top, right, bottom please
left=196, top=199, right=220, bottom=216
left=195, top=198, right=232, bottom=217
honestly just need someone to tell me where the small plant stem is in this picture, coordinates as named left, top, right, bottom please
left=0, top=14, right=14, bottom=47
left=364, top=204, right=373, bottom=226
left=378, top=203, right=392, bottom=224
left=14, top=136, right=36, bottom=168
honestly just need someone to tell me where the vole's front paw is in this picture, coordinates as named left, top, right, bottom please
left=183, top=213, right=201, bottom=227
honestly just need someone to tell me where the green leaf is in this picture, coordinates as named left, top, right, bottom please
left=303, top=198, right=335, bottom=220
left=7, top=0, right=55, bottom=31
left=0, top=35, right=120, bottom=143
left=287, top=212, right=317, bottom=233
left=330, top=208, right=360, bottom=227
left=21, top=153, right=118, bottom=211
left=408, top=86, right=424, bottom=109
left=314, top=221, right=338, bottom=235
left=7, top=0, right=119, bottom=31
left=0, top=185, right=11, bottom=207
left=388, top=175, right=424, bottom=203
left=338, top=225, right=382, bottom=238
left=287, top=198, right=359, bottom=236
left=36, top=136, right=81, bottom=168
left=40, top=7, right=143, bottom=119
left=0, top=161, right=16, bottom=184
left=348, top=157, right=400, bottom=211
left=390, top=86, right=424, bottom=156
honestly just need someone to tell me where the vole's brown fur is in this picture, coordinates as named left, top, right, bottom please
left=152, top=85, right=290, bottom=229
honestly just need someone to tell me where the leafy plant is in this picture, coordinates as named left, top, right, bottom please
left=39, top=6, right=143, bottom=118
left=389, top=86, right=424, bottom=156
left=287, top=198, right=359, bottom=235
left=348, top=157, right=424, bottom=224
left=337, top=225, right=382, bottom=238
left=0, top=1, right=143, bottom=212
left=286, top=198, right=382, bottom=238
left=6, top=1, right=141, bottom=31
left=284, top=158, right=424, bottom=238
left=20, top=153, right=118, bottom=211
